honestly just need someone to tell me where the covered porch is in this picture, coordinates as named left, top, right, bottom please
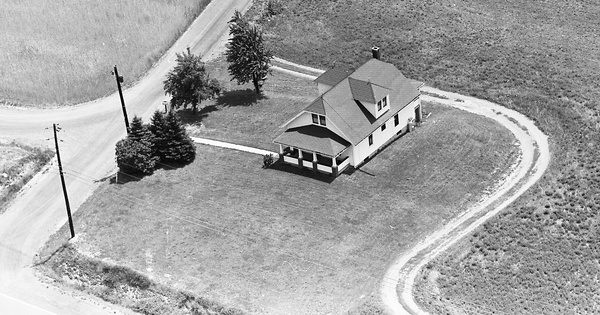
left=278, top=146, right=351, bottom=176
left=273, top=125, right=352, bottom=177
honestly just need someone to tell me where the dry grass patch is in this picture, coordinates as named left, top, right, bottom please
left=43, top=102, right=518, bottom=315
left=0, top=141, right=54, bottom=212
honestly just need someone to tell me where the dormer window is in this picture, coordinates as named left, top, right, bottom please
left=312, top=113, right=327, bottom=126
left=377, top=96, right=388, bottom=112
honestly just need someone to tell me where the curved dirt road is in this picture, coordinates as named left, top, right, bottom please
left=381, top=88, right=550, bottom=314
left=0, top=1, right=251, bottom=314
left=270, top=65, right=550, bottom=314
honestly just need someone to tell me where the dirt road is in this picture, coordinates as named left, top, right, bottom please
left=380, top=88, right=550, bottom=314
left=0, top=1, right=251, bottom=314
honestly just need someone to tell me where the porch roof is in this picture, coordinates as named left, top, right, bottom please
left=273, top=125, right=350, bottom=157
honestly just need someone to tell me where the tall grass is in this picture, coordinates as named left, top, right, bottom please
left=0, top=0, right=209, bottom=107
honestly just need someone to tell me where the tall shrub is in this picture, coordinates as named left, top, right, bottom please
left=115, top=116, right=157, bottom=174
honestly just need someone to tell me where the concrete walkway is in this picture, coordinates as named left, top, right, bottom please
left=191, top=137, right=278, bottom=158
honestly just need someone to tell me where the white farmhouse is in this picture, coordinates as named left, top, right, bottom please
left=274, top=47, right=424, bottom=176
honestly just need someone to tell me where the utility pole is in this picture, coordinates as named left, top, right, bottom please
left=53, top=124, right=75, bottom=238
left=113, top=65, right=130, bottom=133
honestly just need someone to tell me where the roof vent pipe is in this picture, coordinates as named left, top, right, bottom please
left=372, top=46, right=381, bottom=60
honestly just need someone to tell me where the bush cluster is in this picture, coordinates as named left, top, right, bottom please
left=115, top=110, right=196, bottom=175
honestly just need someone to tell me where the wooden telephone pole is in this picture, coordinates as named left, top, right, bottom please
left=53, top=124, right=75, bottom=238
left=113, top=65, right=130, bottom=132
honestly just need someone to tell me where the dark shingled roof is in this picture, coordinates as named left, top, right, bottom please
left=314, top=67, right=351, bottom=87
left=347, top=77, right=391, bottom=104
left=277, top=58, right=423, bottom=150
left=312, top=59, right=422, bottom=144
left=305, top=96, right=326, bottom=115
left=274, top=125, right=350, bottom=157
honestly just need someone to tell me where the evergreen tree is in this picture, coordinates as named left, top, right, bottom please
left=163, top=49, right=221, bottom=111
left=161, top=111, right=196, bottom=164
left=115, top=116, right=157, bottom=174
left=148, top=110, right=168, bottom=161
left=226, top=10, right=273, bottom=94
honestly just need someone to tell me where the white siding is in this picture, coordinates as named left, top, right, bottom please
left=352, top=97, right=420, bottom=166
left=285, top=112, right=352, bottom=149
left=286, top=112, right=313, bottom=129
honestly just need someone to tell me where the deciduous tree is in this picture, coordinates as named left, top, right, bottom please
left=226, top=10, right=273, bottom=94
left=163, top=49, right=221, bottom=111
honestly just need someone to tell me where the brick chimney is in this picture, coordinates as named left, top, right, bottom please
left=372, top=46, right=381, bottom=60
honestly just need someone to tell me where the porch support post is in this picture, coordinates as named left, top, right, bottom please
left=332, top=156, right=339, bottom=177
left=278, top=144, right=284, bottom=162
left=297, top=149, right=303, bottom=169
left=312, top=152, right=318, bottom=172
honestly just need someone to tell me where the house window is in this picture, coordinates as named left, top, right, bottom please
left=381, top=123, right=386, bottom=131
left=383, top=96, right=388, bottom=107
left=377, top=100, right=382, bottom=111
left=312, top=114, right=318, bottom=124
left=368, top=134, right=373, bottom=146
left=319, top=115, right=326, bottom=126
left=394, top=114, right=399, bottom=126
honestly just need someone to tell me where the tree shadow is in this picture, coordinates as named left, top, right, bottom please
left=216, top=89, right=268, bottom=107
left=153, top=159, right=194, bottom=172
left=109, top=171, right=145, bottom=185
left=177, top=106, right=218, bottom=126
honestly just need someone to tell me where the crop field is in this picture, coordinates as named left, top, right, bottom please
left=42, top=93, right=518, bottom=314
left=0, top=0, right=209, bottom=107
left=245, top=0, right=600, bottom=313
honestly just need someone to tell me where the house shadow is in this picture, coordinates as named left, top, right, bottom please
left=216, top=89, right=268, bottom=107
left=268, top=161, right=336, bottom=184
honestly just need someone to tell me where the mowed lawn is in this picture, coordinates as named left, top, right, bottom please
left=57, top=102, right=518, bottom=314
left=0, top=0, right=208, bottom=106
left=181, top=57, right=318, bottom=151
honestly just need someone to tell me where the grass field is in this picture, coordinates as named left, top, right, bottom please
left=0, top=0, right=209, bottom=107
left=242, top=0, right=600, bottom=313
left=42, top=93, right=518, bottom=314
